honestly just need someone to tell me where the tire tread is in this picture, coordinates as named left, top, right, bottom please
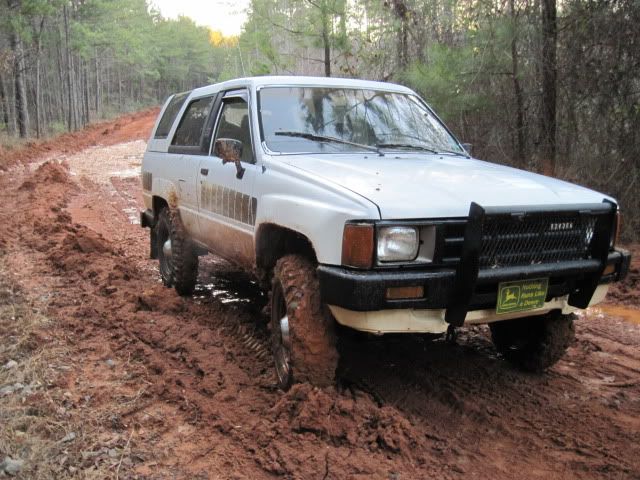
left=273, top=254, right=338, bottom=387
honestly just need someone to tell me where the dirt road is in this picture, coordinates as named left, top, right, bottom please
left=0, top=112, right=639, bottom=479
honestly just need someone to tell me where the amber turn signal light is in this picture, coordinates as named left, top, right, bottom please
left=386, top=286, right=424, bottom=300
left=342, top=223, right=374, bottom=269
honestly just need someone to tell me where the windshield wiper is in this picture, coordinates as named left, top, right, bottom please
left=376, top=143, right=438, bottom=154
left=275, top=131, right=384, bottom=156
left=377, top=143, right=470, bottom=157
left=435, top=149, right=470, bottom=157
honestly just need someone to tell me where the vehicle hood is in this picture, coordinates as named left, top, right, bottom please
left=283, top=154, right=612, bottom=219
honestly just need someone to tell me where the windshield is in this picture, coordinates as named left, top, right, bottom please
left=258, top=86, right=464, bottom=155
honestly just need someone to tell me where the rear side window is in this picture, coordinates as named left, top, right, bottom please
left=172, top=96, right=215, bottom=147
left=154, top=91, right=189, bottom=139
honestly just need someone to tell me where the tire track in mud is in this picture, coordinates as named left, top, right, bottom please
left=4, top=160, right=435, bottom=478
left=0, top=161, right=276, bottom=476
left=56, top=158, right=640, bottom=478
left=341, top=325, right=640, bottom=478
left=223, top=320, right=271, bottom=362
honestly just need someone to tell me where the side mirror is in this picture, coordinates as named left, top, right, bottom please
left=214, top=138, right=246, bottom=179
left=462, top=143, right=473, bottom=155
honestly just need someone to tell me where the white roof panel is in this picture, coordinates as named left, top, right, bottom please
left=188, top=75, right=415, bottom=98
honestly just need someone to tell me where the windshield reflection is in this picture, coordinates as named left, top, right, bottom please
left=259, top=87, right=464, bottom=155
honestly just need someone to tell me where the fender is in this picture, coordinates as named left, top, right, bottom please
left=254, top=157, right=380, bottom=266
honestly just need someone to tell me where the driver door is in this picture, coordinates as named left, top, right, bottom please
left=197, top=89, right=258, bottom=268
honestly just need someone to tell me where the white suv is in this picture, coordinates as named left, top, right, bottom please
left=141, top=76, right=630, bottom=389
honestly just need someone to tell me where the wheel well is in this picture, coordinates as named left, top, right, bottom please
left=148, top=196, right=169, bottom=260
left=255, top=223, right=317, bottom=284
left=152, top=196, right=168, bottom=219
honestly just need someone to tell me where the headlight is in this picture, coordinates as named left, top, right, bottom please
left=377, top=226, right=419, bottom=262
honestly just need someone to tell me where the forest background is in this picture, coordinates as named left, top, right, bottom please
left=1, top=0, right=637, bottom=239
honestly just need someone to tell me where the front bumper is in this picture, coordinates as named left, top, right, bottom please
left=321, top=201, right=628, bottom=327
left=318, top=248, right=630, bottom=314
left=327, top=284, right=610, bottom=334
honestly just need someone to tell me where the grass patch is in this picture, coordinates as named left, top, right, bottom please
left=0, top=262, right=120, bottom=479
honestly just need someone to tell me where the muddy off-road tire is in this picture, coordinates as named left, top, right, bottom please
left=489, top=310, right=575, bottom=372
left=155, top=208, right=198, bottom=296
left=270, top=254, right=338, bottom=390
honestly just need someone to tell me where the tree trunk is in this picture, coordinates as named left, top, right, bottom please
left=34, top=17, right=46, bottom=138
left=118, top=67, right=122, bottom=108
left=510, top=0, right=525, bottom=167
left=391, top=0, right=410, bottom=70
left=63, top=4, right=76, bottom=130
left=0, top=74, right=11, bottom=135
left=55, top=27, right=67, bottom=126
left=540, top=0, right=557, bottom=174
left=321, top=1, right=331, bottom=77
left=35, top=53, right=42, bottom=137
left=104, top=56, right=109, bottom=107
left=94, top=52, right=100, bottom=116
left=74, top=54, right=82, bottom=126
left=8, top=0, right=30, bottom=138
left=82, top=58, right=90, bottom=125
left=11, top=34, right=29, bottom=137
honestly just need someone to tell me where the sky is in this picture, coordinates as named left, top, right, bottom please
left=150, top=0, right=251, bottom=36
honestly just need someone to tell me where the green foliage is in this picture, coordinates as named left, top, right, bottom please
left=48, top=120, right=66, bottom=135
left=152, top=16, right=214, bottom=87
left=403, top=44, right=490, bottom=120
left=237, top=0, right=354, bottom=76
left=0, top=0, right=637, bottom=239
left=67, top=1, right=219, bottom=92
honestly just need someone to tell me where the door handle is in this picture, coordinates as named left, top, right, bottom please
left=200, top=168, right=209, bottom=176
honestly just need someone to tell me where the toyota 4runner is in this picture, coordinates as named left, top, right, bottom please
left=140, top=76, right=631, bottom=389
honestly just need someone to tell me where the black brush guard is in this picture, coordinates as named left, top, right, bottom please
left=318, top=201, right=629, bottom=323
left=445, top=201, right=617, bottom=326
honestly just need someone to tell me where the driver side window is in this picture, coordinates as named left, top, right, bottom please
left=214, top=98, right=254, bottom=163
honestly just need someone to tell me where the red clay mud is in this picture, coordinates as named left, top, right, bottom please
left=0, top=114, right=638, bottom=479
left=607, top=245, right=639, bottom=307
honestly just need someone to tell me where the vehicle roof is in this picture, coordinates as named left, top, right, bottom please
left=187, top=75, right=416, bottom=98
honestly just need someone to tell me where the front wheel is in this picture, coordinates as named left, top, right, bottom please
left=270, top=254, right=338, bottom=390
left=154, top=208, right=198, bottom=296
left=489, top=310, right=575, bottom=372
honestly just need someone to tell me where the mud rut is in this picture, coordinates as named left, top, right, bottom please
left=0, top=118, right=639, bottom=479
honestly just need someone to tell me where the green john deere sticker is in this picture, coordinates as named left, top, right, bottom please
left=496, top=278, right=549, bottom=314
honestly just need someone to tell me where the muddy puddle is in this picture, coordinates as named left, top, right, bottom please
left=194, top=258, right=266, bottom=312
left=591, top=304, right=640, bottom=325
left=110, top=167, right=141, bottom=178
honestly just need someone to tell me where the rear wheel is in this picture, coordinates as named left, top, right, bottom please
left=270, top=254, right=338, bottom=390
left=489, top=310, right=575, bottom=372
left=155, top=208, right=198, bottom=296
